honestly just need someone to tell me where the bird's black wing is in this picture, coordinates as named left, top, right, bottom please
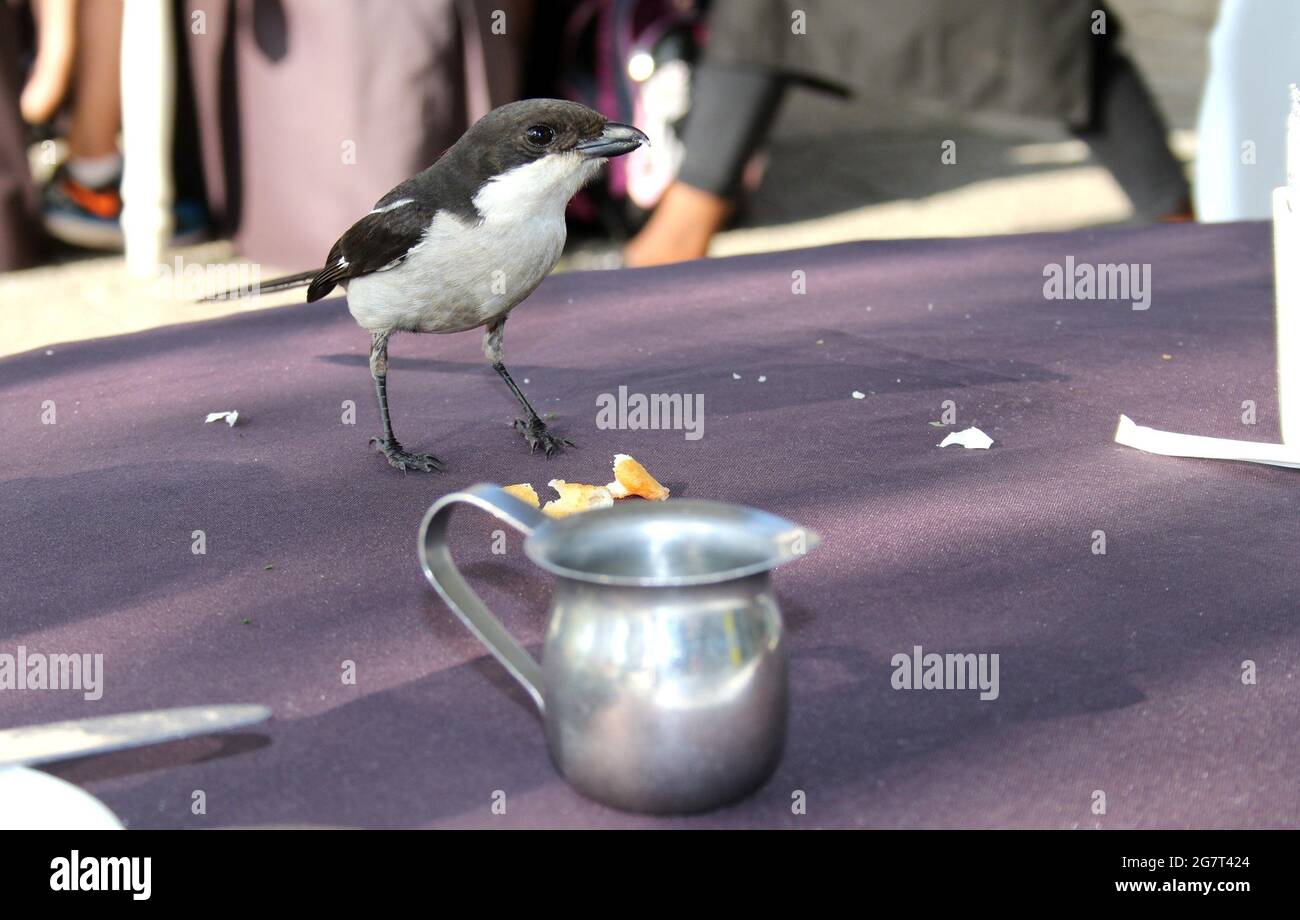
left=305, top=193, right=440, bottom=302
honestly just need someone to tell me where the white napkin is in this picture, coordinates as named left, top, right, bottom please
left=1115, top=415, right=1300, bottom=470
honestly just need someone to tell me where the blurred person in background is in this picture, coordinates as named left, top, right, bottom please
left=625, top=0, right=1193, bottom=267
left=0, top=0, right=1198, bottom=274
left=14, top=0, right=206, bottom=249
left=3, top=0, right=528, bottom=267
left=22, top=0, right=129, bottom=248
left=0, top=0, right=40, bottom=270
left=186, top=0, right=529, bottom=268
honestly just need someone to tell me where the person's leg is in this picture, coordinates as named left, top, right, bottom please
left=19, top=0, right=77, bottom=125
left=42, top=0, right=127, bottom=249
left=1072, top=44, right=1192, bottom=221
left=625, top=62, right=786, bottom=267
left=65, top=0, right=123, bottom=163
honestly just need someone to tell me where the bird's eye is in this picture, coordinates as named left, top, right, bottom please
left=526, top=124, right=556, bottom=147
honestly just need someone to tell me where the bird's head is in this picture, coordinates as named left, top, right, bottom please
left=454, top=99, right=649, bottom=216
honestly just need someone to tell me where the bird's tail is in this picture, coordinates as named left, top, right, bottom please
left=197, top=269, right=318, bottom=303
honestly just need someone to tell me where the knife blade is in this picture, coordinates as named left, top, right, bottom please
left=0, top=704, right=272, bottom=767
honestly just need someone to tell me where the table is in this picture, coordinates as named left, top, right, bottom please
left=1, top=221, right=1295, bottom=828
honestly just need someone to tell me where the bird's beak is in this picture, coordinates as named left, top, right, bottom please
left=576, top=123, right=649, bottom=158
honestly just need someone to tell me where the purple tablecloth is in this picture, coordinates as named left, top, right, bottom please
left=2, top=222, right=1296, bottom=828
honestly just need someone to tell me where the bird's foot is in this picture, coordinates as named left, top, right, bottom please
left=514, top=417, right=573, bottom=457
left=369, top=436, right=444, bottom=472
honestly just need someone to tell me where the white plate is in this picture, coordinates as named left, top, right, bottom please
left=0, top=765, right=123, bottom=830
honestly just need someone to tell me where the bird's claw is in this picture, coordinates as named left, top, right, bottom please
left=369, top=436, right=444, bottom=472
left=514, top=417, right=573, bottom=457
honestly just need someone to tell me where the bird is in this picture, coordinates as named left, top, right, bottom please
left=206, top=99, right=647, bottom=472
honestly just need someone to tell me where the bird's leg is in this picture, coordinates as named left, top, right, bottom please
left=367, top=331, right=443, bottom=472
left=485, top=320, right=573, bottom=457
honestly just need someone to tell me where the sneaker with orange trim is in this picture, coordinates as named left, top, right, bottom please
left=43, top=164, right=208, bottom=251
left=43, top=164, right=125, bottom=250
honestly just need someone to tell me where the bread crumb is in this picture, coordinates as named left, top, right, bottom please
left=606, top=453, right=670, bottom=501
left=502, top=483, right=540, bottom=508
left=542, top=480, right=615, bottom=517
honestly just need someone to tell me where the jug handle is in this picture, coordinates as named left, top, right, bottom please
left=418, top=484, right=548, bottom=714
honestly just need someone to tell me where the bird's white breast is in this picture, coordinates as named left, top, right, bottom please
left=345, top=153, right=604, bottom=335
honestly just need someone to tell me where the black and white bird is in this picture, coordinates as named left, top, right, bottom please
left=210, top=99, right=647, bottom=472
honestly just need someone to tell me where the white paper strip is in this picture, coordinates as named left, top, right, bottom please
left=1115, top=415, right=1300, bottom=469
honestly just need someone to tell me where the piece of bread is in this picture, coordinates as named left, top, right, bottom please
left=502, top=483, right=540, bottom=509
left=606, top=453, right=669, bottom=501
left=542, top=480, right=615, bottom=518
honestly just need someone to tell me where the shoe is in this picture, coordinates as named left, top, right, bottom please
left=43, top=163, right=124, bottom=250
left=43, top=164, right=210, bottom=251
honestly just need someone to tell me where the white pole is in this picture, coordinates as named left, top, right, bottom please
left=119, top=0, right=175, bottom=277
left=1274, top=86, right=1300, bottom=443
